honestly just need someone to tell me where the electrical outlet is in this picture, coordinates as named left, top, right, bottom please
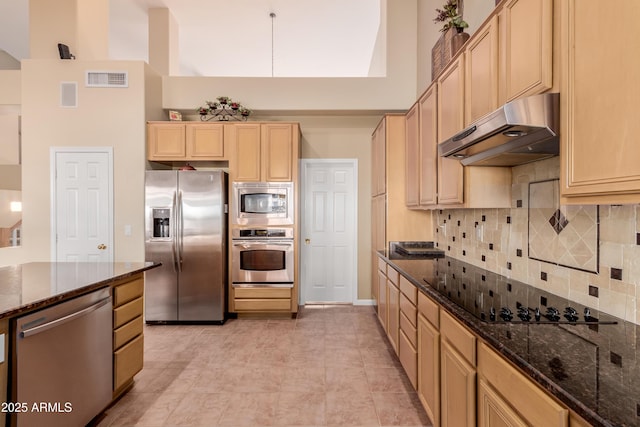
left=476, top=224, right=484, bottom=242
left=124, top=225, right=132, bottom=236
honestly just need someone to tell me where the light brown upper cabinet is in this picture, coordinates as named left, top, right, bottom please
left=560, top=0, right=640, bottom=204
left=147, top=122, right=226, bottom=161
left=406, top=85, right=438, bottom=209
left=228, top=123, right=299, bottom=182
left=262, top=123, right=296, bottom=182
left=418, top=86, right=439, bottom=207
left=407, top=78, right=510, bottom=210
left=465, top=15, right=499, bottom=125
left=437, top=57, right=465, bottom=205
left=372, top=119, right=387, bottom=197
left=405, top=102, right=420, bottom=208
left=372, top=114, right=432, bottom=243
left=498, top=0, right=553, bottom=103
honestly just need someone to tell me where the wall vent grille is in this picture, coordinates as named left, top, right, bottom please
left=60, top=82, right=77, bottom=107
left=85, top=71, right=128, bottom=88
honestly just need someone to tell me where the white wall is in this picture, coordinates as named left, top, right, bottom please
left=161, top=0, right=417, bottom=113
left=0, top=71, right=21, bottom=105
left=0, top=60, right=163, bottom=267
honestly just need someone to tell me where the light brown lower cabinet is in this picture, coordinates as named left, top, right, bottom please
left=440, top=339, right=476, bottom=427
left=398, top=276, right=418, bottom=389
left=398, top=328, right=417, bottom=388
left=569, top=411, right=591, bottom=427
left=417, top=312, right=440, bottom=427
left=478, top=378, right=528, bottom=427
left=377, top=269, right=388, bottom=331
left=387, top=281, right=400, bottom=354
left=112, top=275, right=145, bottom=398
left=233, top=287, right=292, bottom=312
left=478, top=342, right=568, bottom=426
left=114, top=334, right=144, bottom=392
left=439, top=310, right=477, bottom=427
left=382, top=269, right=590, bottom=427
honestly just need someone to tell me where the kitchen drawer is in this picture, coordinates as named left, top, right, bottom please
left=234, top=287, right=291, bottom=299
left=114, top=334, right=144, bottom=391
left=399, top=329, right=417, bottom=389
left=114, top=315, right=143, bottom=350
left=234, top=298, right=291, bottom=311
left=399, top=275, right=417, bottom=304
left=418, top=292, right=439, bottom=329
left=478, top=342, right=568, bottom=426
left=113, top=297, right=143, bottom=329
left=441, top=310, right=476, bottom=367
left=113, top=277, right=144, bottom=307
left=400, top=293, right=417, bottom=327
left=378, top=257, right=387, bottom=273
left=387, top=267, right=399, bottom=286
left=400, top=311, right=417, bottom=348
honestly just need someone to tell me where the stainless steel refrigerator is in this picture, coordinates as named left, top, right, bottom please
left=144, top=170, right=227, bottom=323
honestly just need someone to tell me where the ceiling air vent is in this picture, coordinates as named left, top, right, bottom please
left=85, top=71, right=128, bottom=88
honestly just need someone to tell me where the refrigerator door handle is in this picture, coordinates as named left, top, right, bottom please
left=177, top=190, right=184, bottom=272
left=171, top=190, right=178, bottom=273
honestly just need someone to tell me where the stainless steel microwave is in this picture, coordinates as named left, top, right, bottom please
left=232, top=182, right=294, bottom=225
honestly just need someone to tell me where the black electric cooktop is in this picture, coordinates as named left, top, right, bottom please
left=423, top=257, right=618, bottom=326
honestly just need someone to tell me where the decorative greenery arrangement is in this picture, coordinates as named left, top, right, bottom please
left=434, top=0, right=468, bottom=33
left=197, top=96, right=251, bottom=121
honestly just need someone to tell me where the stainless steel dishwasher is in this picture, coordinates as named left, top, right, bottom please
left=13, top=287, right=113, bottom=427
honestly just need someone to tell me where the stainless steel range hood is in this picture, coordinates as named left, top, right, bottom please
left=438, top=93, right=559, bottom=166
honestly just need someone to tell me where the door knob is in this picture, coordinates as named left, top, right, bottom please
left=305, top=239, right=310, bottom=245
left=97, top=244, right=107, bottom=250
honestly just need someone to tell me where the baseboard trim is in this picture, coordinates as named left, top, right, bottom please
left=354, top=299, right=375, bottom=306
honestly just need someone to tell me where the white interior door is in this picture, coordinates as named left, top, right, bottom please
left=301, top=159, right=357, bottom=303
left=52, top=148, right=113, bottom=262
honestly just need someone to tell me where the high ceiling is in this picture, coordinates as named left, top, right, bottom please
left=0, top=0, right=382, bottom=77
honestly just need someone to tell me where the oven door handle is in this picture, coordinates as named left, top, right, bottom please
left=232, top=242, right=293, bottom=247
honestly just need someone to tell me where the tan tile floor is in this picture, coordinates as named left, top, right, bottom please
left=96, top=304, right=432, bottom=427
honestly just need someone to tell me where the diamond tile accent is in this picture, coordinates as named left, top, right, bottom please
left=549, top=209, right=569, bottom=234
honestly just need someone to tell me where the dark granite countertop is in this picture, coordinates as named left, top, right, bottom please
left=379, top=251, right=639, bottom=427
left=0, top=262, right=160, bottom=320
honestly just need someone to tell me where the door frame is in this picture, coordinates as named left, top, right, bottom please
left=300, top=158, right=358, bottom=304
left=50, top=147, right=114, bottom=262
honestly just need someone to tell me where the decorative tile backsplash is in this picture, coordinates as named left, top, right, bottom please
left=434, top=157, right=640, bottom=325
left=528, top=179, right=598, bottom=273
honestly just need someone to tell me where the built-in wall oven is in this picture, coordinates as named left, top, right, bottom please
left=232, top=228, right=294, bottom=288
left=232, top=182, right=294, bottom=225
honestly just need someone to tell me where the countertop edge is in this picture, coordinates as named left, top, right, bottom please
left=0, top=263, right=160, bottom=321
left=378, top=252, right=613, bottom=427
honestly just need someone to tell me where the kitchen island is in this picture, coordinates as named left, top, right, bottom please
left=379, top=251, right=639, bottom=427
left=0, top=261, right=159, bottom=426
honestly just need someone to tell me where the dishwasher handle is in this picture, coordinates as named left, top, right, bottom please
left=20, top=297, right=112, bottom=338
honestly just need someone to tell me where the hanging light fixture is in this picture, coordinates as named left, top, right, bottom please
left=270, top=12, right=276, bottom=77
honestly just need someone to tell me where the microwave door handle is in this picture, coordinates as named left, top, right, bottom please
left=171, top=191, right=178, bottom=273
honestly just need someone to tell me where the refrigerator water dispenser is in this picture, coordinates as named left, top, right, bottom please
left=152, top=208, right=171, bottom=238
